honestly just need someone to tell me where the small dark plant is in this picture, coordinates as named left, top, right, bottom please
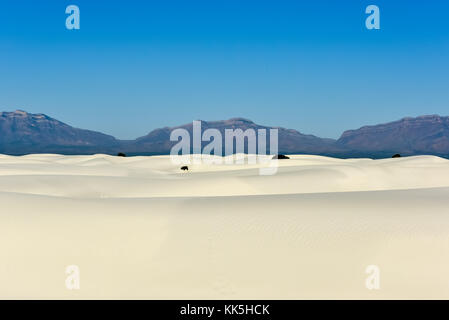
left=272, top=154, right=290, bottom=160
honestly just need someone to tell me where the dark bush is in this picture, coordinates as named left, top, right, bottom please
left=117, top=152, right=126, bottom=157
left=272, top=154, right=290, bottom=160
left=392, top=154, right=401, bottom=158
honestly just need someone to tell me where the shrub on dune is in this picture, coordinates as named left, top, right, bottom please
left=272, top=154, right=290, bottom=160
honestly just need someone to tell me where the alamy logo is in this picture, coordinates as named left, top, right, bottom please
left=170, top=121, right=279, bottom=175
left=365, top=5, right=380, bottom=30
left=365, top=265, right=380, bottom=290
left=66, top=5, right=80, bottom=30
left=65, top=265, right=80, bottom=290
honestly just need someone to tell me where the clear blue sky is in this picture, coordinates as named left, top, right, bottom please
left=1, top=0, right=448, bottom=139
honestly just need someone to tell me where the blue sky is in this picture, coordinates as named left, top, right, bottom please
left=1, top=0, right=448, bottom=139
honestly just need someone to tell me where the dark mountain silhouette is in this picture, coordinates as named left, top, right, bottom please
left=337, top=115, right=449, bottom=158
left=1, top=110, right=449, bottom=158
left=128, top=117, right=340, bottom=155
left=0, top=110, right=119, bottom=154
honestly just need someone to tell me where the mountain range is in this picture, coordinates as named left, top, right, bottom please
left=1, top=110, right=449, bottom=158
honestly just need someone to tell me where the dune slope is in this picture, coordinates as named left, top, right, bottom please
left=1, top=154, right=449, bottom=299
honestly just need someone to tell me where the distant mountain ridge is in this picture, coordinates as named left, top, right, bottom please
left=337, top=115, right=449, bottom=157
left=1, top=110, right=449, bottom=158
left=0, top=110, right=119, bottom=154
left=127, top=117, right=339, bottom=155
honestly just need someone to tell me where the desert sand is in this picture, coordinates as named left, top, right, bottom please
left=1, top=153, right=449, bottom=299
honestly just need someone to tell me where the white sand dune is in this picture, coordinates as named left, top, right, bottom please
left=1, top=154, right=449, bottom=299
